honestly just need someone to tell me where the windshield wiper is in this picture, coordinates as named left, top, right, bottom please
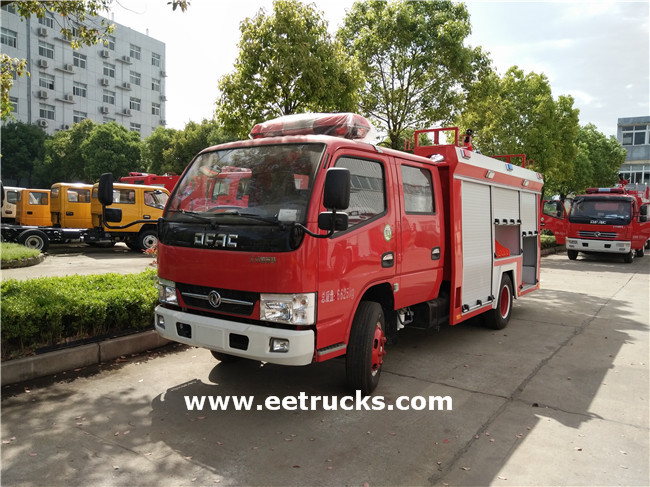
left=167, top=209, right=215, bottom=223
left=219, top=209, right=281, bottom=225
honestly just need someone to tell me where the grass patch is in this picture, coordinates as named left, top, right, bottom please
left=1, top=242, right=41, bottom=262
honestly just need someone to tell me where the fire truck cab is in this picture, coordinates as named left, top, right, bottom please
left=542, top=186, right=650, bottom=263
left=98, top=113, right=543, bottom=394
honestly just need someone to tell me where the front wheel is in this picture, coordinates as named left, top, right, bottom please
left=623, top=250, right=634, bottom=263
left=567, top=249, right=578, bottom=260
left=484, top=274, right=513, bottom=330
left=135, top=229, right=158, bottom=253
left=636, top=246, right=645, bottom=258
left=346, top=302, right=386, bottom=395
left=210, top=350, right=240, bottom=363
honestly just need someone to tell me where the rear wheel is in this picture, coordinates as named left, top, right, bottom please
left=346, top=302, right=386, bottom=395
left=17, top=229, right=49, bottom=252
left=485, top=274, right=513, bottom=330
left=567, top=249, right=578, bottom=260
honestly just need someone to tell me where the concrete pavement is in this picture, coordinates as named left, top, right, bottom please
left=1, top=251, right=648, bottom=486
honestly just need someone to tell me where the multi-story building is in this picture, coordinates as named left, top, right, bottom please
left=1, top=5, right=166, bottom=138
left=618, top=116, right=650, bottom=189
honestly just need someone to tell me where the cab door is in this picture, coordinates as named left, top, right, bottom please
left=393, top=158, right=445, bottom=308
left=540, top=200, right=567, bottom=244
left=316, top=149, right=397, bottom=350
left=62, top=186, right=92, bottom=228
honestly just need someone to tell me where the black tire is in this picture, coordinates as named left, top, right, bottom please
left=623, top=250, right=634, bottom=263
left=485, top=274, right=513, bottom=330
left=636, top=246, right=645, bottom=258
left=210, top=350, right=240, bottom=363
left=567, top=249, right=578, bottom=260
left=17, top=229, right=50, bottom=252
left=346, top=301, right=386, bottom=395
left=135, top=229, right=158, bottom=253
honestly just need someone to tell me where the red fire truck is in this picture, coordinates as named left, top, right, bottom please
left=98, top=113, right=544, bottom=394
left=541, top=186, right=650, bottom=263
left=119, top=172, right=180, bottom=193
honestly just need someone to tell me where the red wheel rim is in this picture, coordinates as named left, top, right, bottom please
left=370, top=324, right=386, bottom=376
left=499, top=284, right=511, bottom=318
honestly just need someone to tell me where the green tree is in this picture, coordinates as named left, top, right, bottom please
left=215, top=0, right=362, bottom=138
left=552, top=124, right=626, bottom=199
left=35, top=119, right=97, bottom=186
left=162, top=119, right=236, bottom=174
left=455, top=66, right=580, bottom=192
left=80, top=122, right=142, bottom=181
left=142, top=126, right=179, bottom=174
left=0, top=121, right=49, bottom=186
left=338, top=0, right=487, bottom=149
left=1, top=0, right=189, bottom=120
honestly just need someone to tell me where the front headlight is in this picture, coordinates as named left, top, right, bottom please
left=260, top=293, right=316, bottom=325
left=158, top=278, right=178, bottom=305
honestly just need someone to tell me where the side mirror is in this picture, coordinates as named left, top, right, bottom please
left=98, top=173, right=114, bottom=206
left=318, top=212, right=348, bottom=232
left=322, top=167, right=350, bottom=210
left=104, top=207, right=123, bottom=223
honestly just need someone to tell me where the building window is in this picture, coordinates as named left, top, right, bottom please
left=129, top=97, right=141, bottom=111
left=1, top=4, right=16, bottom=13
left=103, top=90, right=115, bottom=105
left=73, top=52, right=87, bottom=68
left=38, top=13, right=54, bottom=28
left=73, top=111, right=88, bottom=123
left=130, top=122, right=141, bottom=134
left=1, top=28, right=18, bottom=48
left=73, top=81, right=87, bottom=97
left=39, top=40, right=55, bottom=59
left=40, top=103, right=55, bottom=120
left=129, top=44, right=141, bottom=60
left=622, top=125, right=649, bottom=146
left=152, top=52, right=161, bottom=67
left=9, top=96, right=18, bottom=113
left=103, top=117, right=116, bottom=123
left=39, top=73, right=55, bottom=90
left=152, top=102, right=161, bottom=116
left=151, top=78, right=161, bottom=91
left=103, top=62, right=115, bottom=78
left=129, top=71, right=141, bottom=86
left=104, top=35, right=115, bottom=50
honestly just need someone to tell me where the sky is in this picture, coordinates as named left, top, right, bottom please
left=110, top=0, right=649, bottom=138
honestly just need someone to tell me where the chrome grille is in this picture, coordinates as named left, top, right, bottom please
left=177, top=283, right=257, bottom=316
left=577, top=231, right=618, bottom=239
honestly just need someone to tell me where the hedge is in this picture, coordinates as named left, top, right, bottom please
left=1, top=268, right=158, bottom=361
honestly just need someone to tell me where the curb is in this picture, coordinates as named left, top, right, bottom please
left=1, top=330, right=170, bottom=386
left=1, top=254, right=46, bottom=270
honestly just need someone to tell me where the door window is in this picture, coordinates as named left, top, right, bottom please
left=334, top=156, right=386, bottom=229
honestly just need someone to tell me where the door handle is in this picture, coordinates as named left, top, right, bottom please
left=431, top=247, right=441, bottom=260
left=381, top=252, right=394, bottom=268
left=66, top=211, right=74, bottom=216
left=143, top=215, right=151, bottom=219
left=27, top=211, right=33, bottom=215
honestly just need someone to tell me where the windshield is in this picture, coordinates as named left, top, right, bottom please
left=569, top=197, right=632, bottom=224
left=166, top=143, right=325, bottom=224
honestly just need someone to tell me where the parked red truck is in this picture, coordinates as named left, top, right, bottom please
left=119, top=172, right=180, bottom=193
left=541, top=186, right=650, bottom=263
left=98, top=113, right=544, bottom=393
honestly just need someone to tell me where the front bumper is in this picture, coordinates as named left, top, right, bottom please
left=566, top=238, right=631, bottom=254
left=154, top=305, right=315, bottom=365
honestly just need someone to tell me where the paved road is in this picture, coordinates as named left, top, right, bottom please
left=1, top=242, right=155, bottom=281
left=1, top=252, right=648, bottom=486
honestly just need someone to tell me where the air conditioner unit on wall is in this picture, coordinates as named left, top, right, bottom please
left=37, top=27, right=48, bottom=37
left=38, top=59, right=49, bottom=69
left=100, top=106, right=109, bottom=114
left=64, top=94, right=74, bottom=101
left=123, top=108, right=131, bottom=116
left=100, top=78, right=110, bottom=86
left=38, top=119, right=49, bottom=128
left=123, top=82, right=131, bottom=90
left=61, top=124, right=70, bottom=130
left=64, top=63, right=74, bottom=72
left=38, top=90, right=48, bottom=99
left=100, top=49, right=110, bottom=58
left=122, top=55, right=131, bottom=63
